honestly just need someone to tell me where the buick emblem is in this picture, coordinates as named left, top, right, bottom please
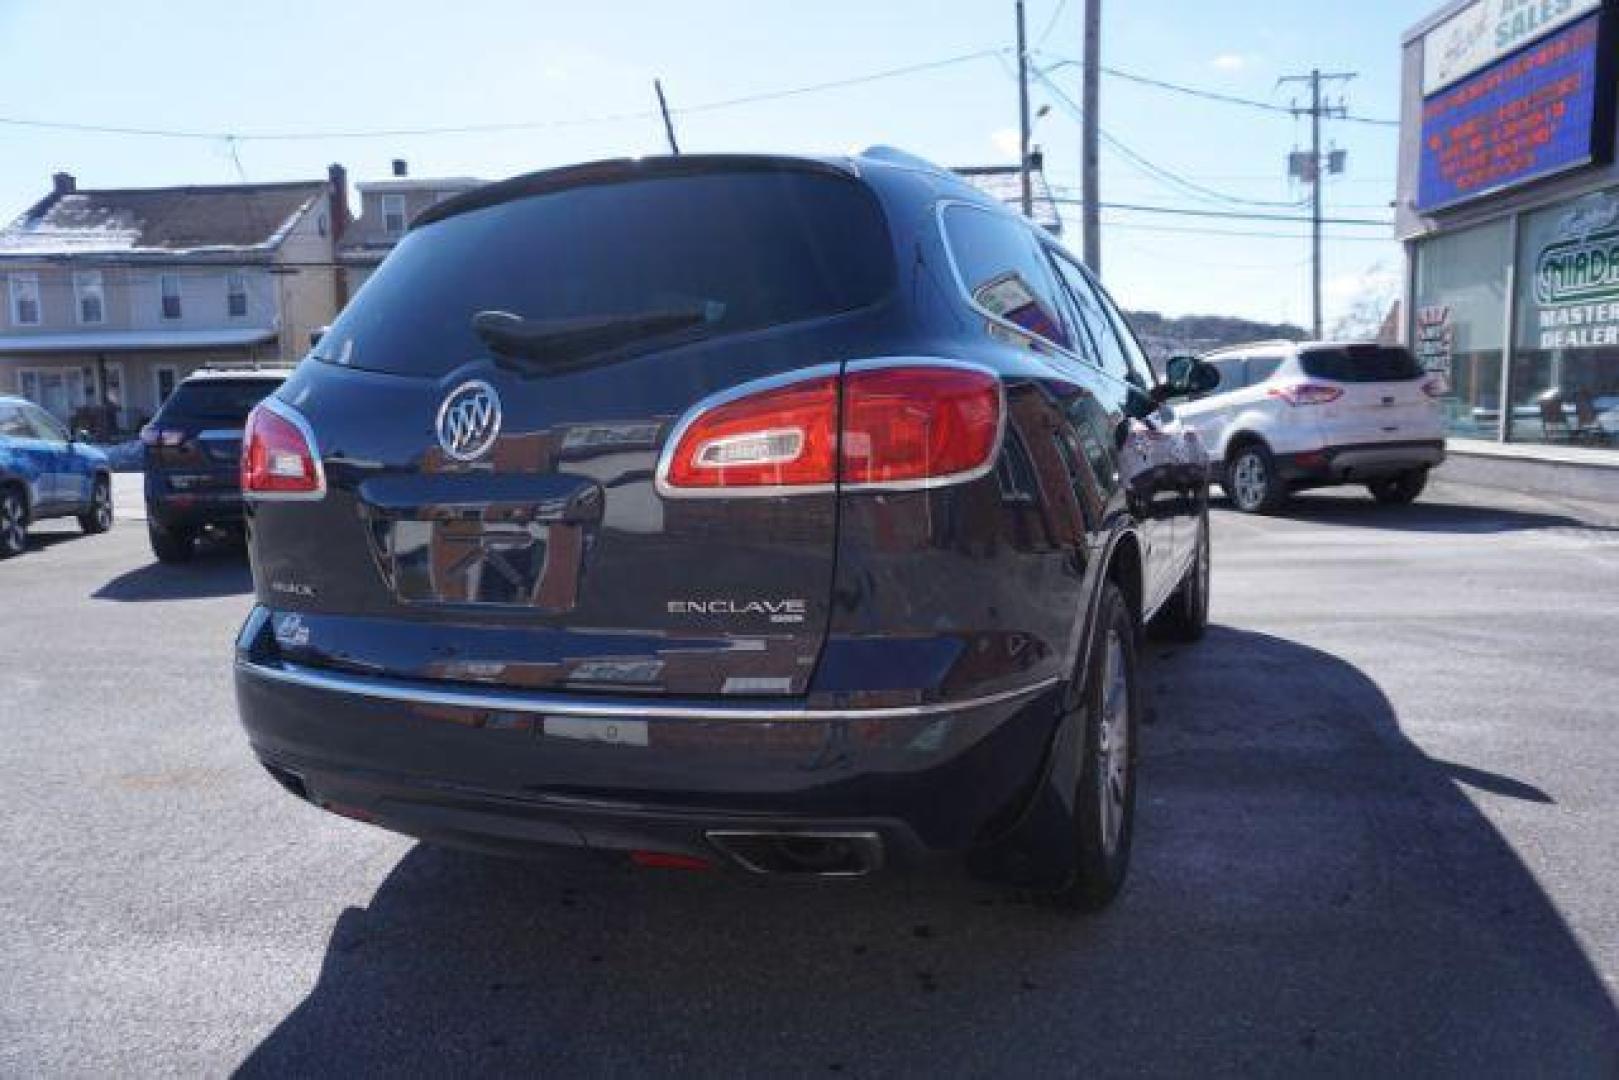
left=435, top=380, right=502, bottom=461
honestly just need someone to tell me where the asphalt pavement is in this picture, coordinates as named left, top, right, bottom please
left=2, top=479, right=1617, bottom=1076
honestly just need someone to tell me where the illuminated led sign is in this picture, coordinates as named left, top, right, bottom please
left=1417, top=12, right=1613, bottom=212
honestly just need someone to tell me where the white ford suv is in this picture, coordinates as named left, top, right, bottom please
left=1171, top=341, right=1446, bottom=513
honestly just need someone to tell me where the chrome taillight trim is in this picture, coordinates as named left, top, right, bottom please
left=652, top=357, right=1006, bottom=499
left=653, top=362, right=842, bottom=500
left=840, top=357, right=1007, bottom=493
left=243, top=395, right=328, bottom=502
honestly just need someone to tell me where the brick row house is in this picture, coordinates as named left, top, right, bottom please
left=0, top=167, right=350, bottom=436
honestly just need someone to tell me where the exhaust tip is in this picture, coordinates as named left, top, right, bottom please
left=262, top=762, right=310, bottom=802
left=706, top=830, right=884, bottom=877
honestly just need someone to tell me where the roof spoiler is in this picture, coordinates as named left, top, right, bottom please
left=415, top=154, right=862, bottom=231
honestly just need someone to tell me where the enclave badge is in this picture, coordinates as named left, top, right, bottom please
left=436, top=380, right=502, bottom=461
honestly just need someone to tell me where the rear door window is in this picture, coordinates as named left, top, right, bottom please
left=1205, top=358, right=1244, bottom=396
left=1245, top=355, right=1284, bottom=386
left=1084, top=269, right=1160, bottom=392
left=318, top=169, right=895, bottom=377
left=156, top=379, right=283, bottom=425
left=941, top=204, right=1074, bottom=351
left=1300, top=345, right=1423, bottom=382
left=0, top=404, right=31, bottom=439
left=22, top=403, right=67, bottom=442
left=1046, top=249, right=1131, bottom=383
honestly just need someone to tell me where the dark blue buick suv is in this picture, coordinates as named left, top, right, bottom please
left=234, top=149, right=1215, bottom=909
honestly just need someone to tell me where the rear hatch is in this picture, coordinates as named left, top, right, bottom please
left=1299, top=344, right=1441, bottom=446
left=248, top=158, right=896, bottom=697
left=145, top=376, right=285, bottom=495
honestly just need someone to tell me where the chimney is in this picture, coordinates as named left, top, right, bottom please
left=326, top=163, right=350, bottom=242
left=52, top=172, right=76, bottom=196
left=391, top=158, right=408, bottom=178
left=326, top=163, right=351, bottom=312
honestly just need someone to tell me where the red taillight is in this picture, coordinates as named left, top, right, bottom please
left=658, top=363, right=1003, bottom=496
left=1421, top=376, right=1449, bottom=398
left=663, top=375, right=840, bottom=491
left=1267, top=382, right=1344, bottom=406
left=242, top=402, right=324, bottom=499
left=841, top=366, right=1002, bottom=487
left=139, top=425, right=185, bottom=448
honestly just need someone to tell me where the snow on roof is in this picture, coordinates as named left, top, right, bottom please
left=0, top=328, right=279, bottom=353
left=356, top=177, right=485, bottom=194
left=0, top=181, right=327, bottom=257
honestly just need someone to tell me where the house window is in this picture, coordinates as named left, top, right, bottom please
left=9, top=273, right=41, bottom=326
left=381, top=194, right=407, bottom=235
left=160, top=274, right=182, bottom=319
left=73, top=270, right=105, bottom=325
left=154, top=365, right=178, bottom=407
left=226, top=272, right=248, bottom=317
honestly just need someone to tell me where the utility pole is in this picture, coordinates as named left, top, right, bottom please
left=1016, top=0, right=1034, bottom=218
left=1081, top=0, right=1102, bottom=275
left=654, top=79, right=681, bottom=155
left=1279, top=68, right=1353, bottom=339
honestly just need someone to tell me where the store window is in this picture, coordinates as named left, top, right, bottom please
left=1510, top=188, right=1619, bottom=447
left=1413, top=218, right=1510, bottom=439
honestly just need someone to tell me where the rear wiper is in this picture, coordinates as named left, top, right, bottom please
left=472, top=308, right=711, bottom=370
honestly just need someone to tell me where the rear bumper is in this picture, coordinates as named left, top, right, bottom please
left=1276, top=440, right=1446, bottom=485
left=234, top=649, right=1064, bottom=869
left=145, top=488, right=244, bottom=530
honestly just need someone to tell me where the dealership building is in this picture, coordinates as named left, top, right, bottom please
left=1399, top=0, right=1619, bottom=476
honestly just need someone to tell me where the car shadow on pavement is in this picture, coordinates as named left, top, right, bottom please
left=93, top=543, right=252, bottom=602
left=1233, top=491, right=1619, bottom=536
left=236, top=626, right=1619, bottom=1077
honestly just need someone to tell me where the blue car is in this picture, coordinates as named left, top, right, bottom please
left=0, top=395, right=113, bottom=558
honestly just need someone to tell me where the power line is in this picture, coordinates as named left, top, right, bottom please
left=1090, top=218, right=1396, bottom=243
left=1048, top=193, right=1391, bottom=226
left=1036, top=0, right=1070, bottom=47
left=0, top=50, right=1004, bottom=142
left=1036, top=53, right=1399, bottom=127
left=1030, top=67, right=1309, bottom=210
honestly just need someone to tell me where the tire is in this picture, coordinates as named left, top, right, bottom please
left=148, top=520, right=195, bottom=563
left=0, top=488, right=26, bottom=558
left=1368, top=469, right=1427, bottom=505
left=78, top=476, right=113, bottom=534
left=1225, top=443, right=1286, bottom=514
left=1152, top=507, right=1210, bottom=642
left=1048, top=582, right=1141, bottom=912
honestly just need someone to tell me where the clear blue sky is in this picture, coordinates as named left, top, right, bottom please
left=0, top=0, right=1420, bottom=329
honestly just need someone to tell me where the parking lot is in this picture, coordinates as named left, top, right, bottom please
left=3, top=478, right=1618, bottom=1076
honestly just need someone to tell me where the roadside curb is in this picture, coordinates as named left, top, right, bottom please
left=1438, top=442, right=1619, bottom=505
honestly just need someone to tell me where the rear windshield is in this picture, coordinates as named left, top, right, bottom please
left=315, top=169, right=894, bottom=376
left=1300, top=345, right=1423, bottom=383
left=157, top=379, right=282, bottom=424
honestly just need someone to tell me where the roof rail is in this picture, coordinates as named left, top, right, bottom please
left=860, top=146, right=954, bottom=179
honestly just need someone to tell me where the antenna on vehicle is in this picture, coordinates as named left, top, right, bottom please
left=654, top=79, right=681, bottom=155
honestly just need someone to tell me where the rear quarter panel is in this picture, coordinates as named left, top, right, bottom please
left=816, top=172, right=1137, bottom=710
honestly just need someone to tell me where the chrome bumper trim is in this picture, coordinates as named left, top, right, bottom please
left=236, top=658, right=1059, bottom=722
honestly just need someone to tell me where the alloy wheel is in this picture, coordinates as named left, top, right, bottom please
left=1096, top=627, right=1132, bottom=855
left=1231, top=452, right=1268, bottom=511
left=0, top=494, right=24, bottom=555
left=94, top=483, right=112, bottom=530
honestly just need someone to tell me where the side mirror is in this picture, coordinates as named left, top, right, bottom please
left=73, top=428, right=94, bottom=444
left=1154, top=355, right=1219, bottom=402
